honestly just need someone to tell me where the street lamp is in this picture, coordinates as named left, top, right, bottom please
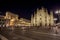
left=55, top=10, right=60, bottom=13
left=55, top=10, right=60, bottom=23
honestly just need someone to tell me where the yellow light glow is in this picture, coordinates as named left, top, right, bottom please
left=11, top=19, right=15, bottom=21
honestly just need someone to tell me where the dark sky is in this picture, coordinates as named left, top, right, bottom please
left=0, top=0, right=60, bottom=20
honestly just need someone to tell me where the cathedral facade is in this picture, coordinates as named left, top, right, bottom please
left=31, top=7, right=54, bottom=27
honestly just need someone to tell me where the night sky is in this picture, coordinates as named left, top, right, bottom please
left=0, top=0, right=60, bottom=20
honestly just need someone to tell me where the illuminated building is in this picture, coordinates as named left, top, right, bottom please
left=4, top=12, right=19, bottom=26
left=0, top=15, right=6, bottom=26
left=15, top=18, right=31, bottom=26
left=31, top=7, right=54, bottom=27
left=20, top=18, right=31, bottom=26
left=4, top=11, right=31, bottom=26
left=0, top=8, right=54, bottom=27
left=5, top=12, right=18, bottom=19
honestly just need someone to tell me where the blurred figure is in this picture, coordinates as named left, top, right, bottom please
left=55, top=26, right=58, bottom=34
left=53, top=25, right=58, bottom=34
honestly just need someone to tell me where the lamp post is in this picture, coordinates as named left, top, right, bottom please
left=55, top=10, right=60, bottom=23
left=54, top=10, right=60, bottom=34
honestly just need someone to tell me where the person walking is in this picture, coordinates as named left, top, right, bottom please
left=55, top=26, right=58, bottom=34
